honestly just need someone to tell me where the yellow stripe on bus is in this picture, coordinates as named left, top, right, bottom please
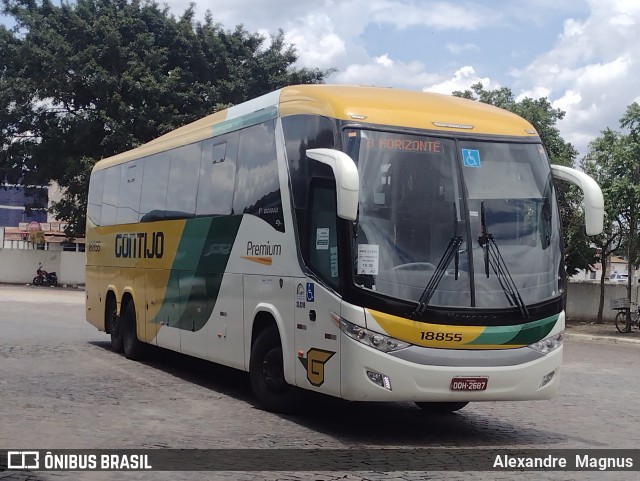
left=367, top=308, right=486, bottom=349
left=241, top=256, right=273, bottom=266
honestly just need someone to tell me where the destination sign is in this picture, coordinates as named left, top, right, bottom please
left=364, top=137, right=442, bottom=153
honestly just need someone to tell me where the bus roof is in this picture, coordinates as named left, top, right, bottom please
left=93, top=85, right=539, bottom=171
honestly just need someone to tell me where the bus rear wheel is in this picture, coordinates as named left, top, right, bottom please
left=415, top=402, right=469, bottom=413
left=249, top=325, right=300, bottom=413
left=122, top=301, right=145, bottom=360
left=106, top=297, right=123, bottom=353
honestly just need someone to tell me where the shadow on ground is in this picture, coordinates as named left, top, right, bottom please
left=90, top=340, right=569, bottom=448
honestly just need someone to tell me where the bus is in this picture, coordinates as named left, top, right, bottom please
left=85, top=85, right=603, bottom=413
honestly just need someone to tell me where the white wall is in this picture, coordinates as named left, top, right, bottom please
left=565, top=281, right=637, bottom=322
left=0, top=249, right=85, bottom=285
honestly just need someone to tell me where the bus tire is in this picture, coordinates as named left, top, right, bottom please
left=122, top=301, right=145, bottom=360
left=249, top=325, right=300, bottom=413
left=106, top=296, right=123, bottom=353
left=415, top=401, right=469, bottom=413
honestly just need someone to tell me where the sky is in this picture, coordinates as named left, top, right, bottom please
left=167, top=0, right=640, bottom=158
left=3, top=0, right=640, bottom=158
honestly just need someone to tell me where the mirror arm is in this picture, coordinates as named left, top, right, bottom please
left=551, top=164, right=604, bottom=236
left=306, top=148, right=360, bottom=221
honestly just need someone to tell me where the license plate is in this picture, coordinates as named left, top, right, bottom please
left=450, top=377, right=488, bottom=391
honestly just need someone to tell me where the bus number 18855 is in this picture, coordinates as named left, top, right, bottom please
left=420, top=331, right=463, bottom=342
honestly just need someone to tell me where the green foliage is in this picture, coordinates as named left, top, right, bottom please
left=587, top=105, right=640, bottom=265
left=581, top=104, right=640, bottom=317
left=0, top=0, right=330, bottom=236
left=452, top=82, right=594, bottom=274
left=453, top=83, right=577, bottom=166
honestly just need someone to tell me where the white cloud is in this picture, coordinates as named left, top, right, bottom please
left=446, top=43, right=480, bottom=55
left=563, top=18, right=585, bottom=37
left=159, top=0, right=513, bottom=104
left=331, top=54, right=440, bottom=89
left=575, top=56, right=632, bottom=87
left=423, top=66, right=497, bottom=94
left=284, top=13, right=346, bottom=68
left=552, top=90, right=581, bottom=112
left=515, top=0, right=640, bottom=156
left=516, top=86, right=552, bottom=101
left=175, top=1, right=506, bottom=71
left=369, top=1, right=501, bottom=31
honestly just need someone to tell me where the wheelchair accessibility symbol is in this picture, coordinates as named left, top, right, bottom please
left=462, top=149, right=481, bottom=167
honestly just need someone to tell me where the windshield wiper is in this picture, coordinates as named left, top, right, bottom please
left=478, top=202, right=530, bottom=318
left=412, top=204, right=463, bottom=317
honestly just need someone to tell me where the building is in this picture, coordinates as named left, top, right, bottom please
left=571, top=255, right=637, bottom=284
left=0, top=184, right=48, bottom=226
left=0, top=183, right=84, bottom=251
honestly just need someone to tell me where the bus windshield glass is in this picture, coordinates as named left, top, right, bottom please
left=344, top=129, right=563, bottom=309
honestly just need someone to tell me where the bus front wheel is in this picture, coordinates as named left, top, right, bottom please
left=415, top=402, right=469, bottom=413
left=249, top=326, right=300, bottom=413
left=122, top=301, right=145, bottom=360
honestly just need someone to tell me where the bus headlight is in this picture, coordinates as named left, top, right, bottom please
left=528, top=332, right=563, bottom=354
left=337, top=315, right=410, bottom=353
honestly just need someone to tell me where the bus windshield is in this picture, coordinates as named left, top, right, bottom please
left=345, top=129, right=563, bottom=310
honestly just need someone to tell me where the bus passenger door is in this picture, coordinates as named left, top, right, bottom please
left=293, top=180, right=343, bottom=397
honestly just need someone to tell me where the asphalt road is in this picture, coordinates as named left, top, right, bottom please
left=0, top=284, right=638, bottom=481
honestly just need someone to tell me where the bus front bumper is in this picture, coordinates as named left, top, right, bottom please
left=340, top=336, right=562, bottom=402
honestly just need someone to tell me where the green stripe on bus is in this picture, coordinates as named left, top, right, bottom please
left=151, top=215, right=243, bottom=331
left=468, top=314, right=559, bottom=346
left=211, top=106, right=278, bottom=137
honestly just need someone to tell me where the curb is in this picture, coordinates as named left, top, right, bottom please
left=565, top=332, right=640, bottom=347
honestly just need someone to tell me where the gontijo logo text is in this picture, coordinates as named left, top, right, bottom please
left=115, top=232, right=164, bottom=259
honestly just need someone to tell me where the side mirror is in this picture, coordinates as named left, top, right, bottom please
left=306, top=148, right=360, bottom=221
left=551, top=164, right=604, bottom=236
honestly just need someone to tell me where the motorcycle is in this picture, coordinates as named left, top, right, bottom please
left=33, top=263, right=58, bottom=287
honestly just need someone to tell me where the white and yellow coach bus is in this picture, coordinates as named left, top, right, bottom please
left=86, top=85, right=603, bottom=413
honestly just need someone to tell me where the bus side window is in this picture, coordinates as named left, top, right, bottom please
left=167, top=142, right=201, bottom=218
left=308, top=181, right=339, bottom=288
left=101, top=164, right=122, bottom=226
left=139, top=152, right=170, bottom=222
left=282, top=114, right=337, bottom=265
left=87, top=170, right=105, bottom=226
left=234, top=119, right=284, bottom=232
left=117, top=160, right=144, bottom=225
left=196, top=132, right=238, bottom=216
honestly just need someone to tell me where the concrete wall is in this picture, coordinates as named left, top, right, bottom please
left=565, top=281, right=638, bottom=322
left=0, top=249, right=85, bottom=286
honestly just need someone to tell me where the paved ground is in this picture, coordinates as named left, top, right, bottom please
left=0, top=285, right=639, bottom=481
left=565, top=317, right=640, bottom=345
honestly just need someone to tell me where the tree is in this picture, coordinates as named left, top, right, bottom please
left=581, top=129, right=626, bottom=323
left=617, top=104, right=640, bottom=310
left=582, top=103, right=640, bottom=323
left=452, top=83, right=596, bottom=275
left=0, top=0, right=330, bottom=236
